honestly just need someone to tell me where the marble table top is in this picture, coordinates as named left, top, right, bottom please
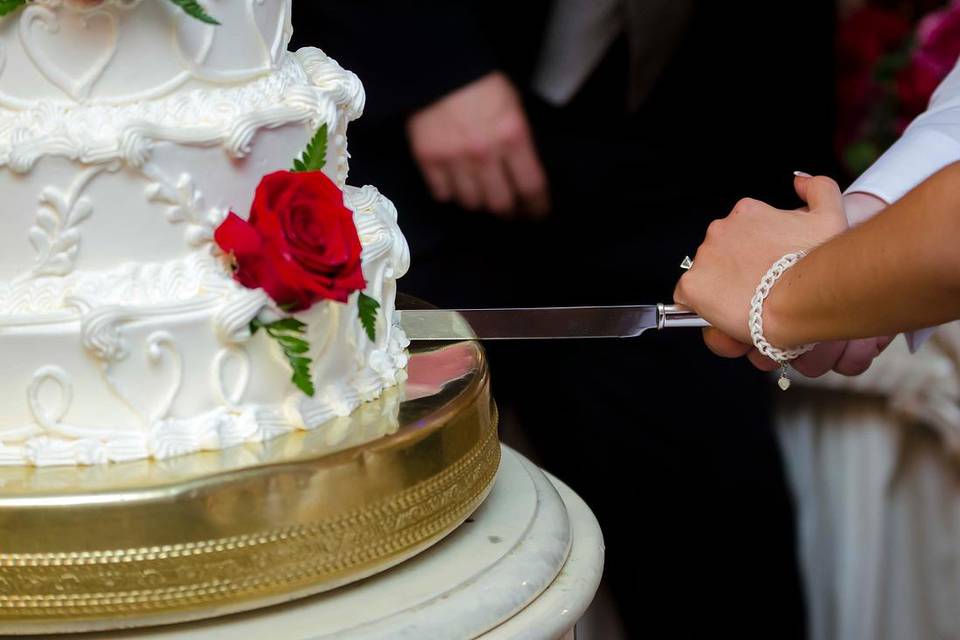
left=34, top=447, right=604, bottom=640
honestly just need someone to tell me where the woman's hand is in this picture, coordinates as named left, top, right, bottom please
left=674, top=174, right=848, bottom=359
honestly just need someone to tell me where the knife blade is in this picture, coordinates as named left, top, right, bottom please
left=397, top=304, right=708, bottom=341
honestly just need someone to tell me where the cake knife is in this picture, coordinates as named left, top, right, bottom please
left=398, top=304, right=709, bottom=341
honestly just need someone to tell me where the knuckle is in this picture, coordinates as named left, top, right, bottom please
left=465, top=140, right=494, bottom=163
left=676, top=272, right=702, bottom=300
left=420, top=152, right=447, bottom=166
left=734, top=197, right=759, bottom=214
left=705, top=219, right=726, bottom=238
left=811, top=176, right=839, bottom=192
left=498, top=114, right=528, bottom=146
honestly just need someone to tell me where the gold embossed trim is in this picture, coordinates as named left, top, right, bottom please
left=0, top=419, right=500, bottom=619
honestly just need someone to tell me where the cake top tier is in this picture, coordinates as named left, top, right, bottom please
left=0, top=0, right=291, bottom=107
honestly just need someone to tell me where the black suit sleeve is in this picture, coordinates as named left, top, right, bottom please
left=291, top=1, right=497, bottom=123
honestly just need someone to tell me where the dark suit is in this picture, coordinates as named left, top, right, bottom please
left=295, top=3, right=836, bottom=636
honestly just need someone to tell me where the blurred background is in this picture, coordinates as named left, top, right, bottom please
left=294, top=1, right=960, bottom=637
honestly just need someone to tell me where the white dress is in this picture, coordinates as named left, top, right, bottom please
left=782, top=326, right=960, bottom=640
left=780, top=55, right=960, bottom=640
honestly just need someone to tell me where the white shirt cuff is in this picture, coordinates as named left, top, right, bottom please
left=847, top=127, right=960, bottom=203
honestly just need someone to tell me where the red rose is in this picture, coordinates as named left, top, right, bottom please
left=215, top=170, right=366, bottom=311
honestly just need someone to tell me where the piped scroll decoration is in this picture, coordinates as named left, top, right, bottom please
left=146, top=171, right=227, bottom=247
left=146, top=331, right=182, bottom=423
left=27, top=365, right=73, bottom=433
left=213, top=347, right=251, bottom=408
left=210, top=287, right=267, bottom=409
left=19, top=3, right=122, bottom=102
left=78, top=304, right=185, bottom=427
left=22, top=164, right=111, bottom=281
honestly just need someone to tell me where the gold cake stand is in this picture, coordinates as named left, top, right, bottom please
left=0, top=338, right=500, bottom=635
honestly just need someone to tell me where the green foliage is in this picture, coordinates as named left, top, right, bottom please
left=0, top=0, right=219, bottom=23
left=292, top=124, right=329, bottom=173
left=844, top=140, right=882, bottom=177
left=0, top=0, right=25, bottom=17
left=358, top=293, right=380, bottom=342
left=251, top=317, right=315, bottom=397
left=168, top=0, right=220, bottom=25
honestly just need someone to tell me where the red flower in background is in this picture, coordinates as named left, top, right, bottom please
left=836, top=7, right=912, bottom=152
left=215, top=171, right=366, bottom=312
left=839, top=7, right=913, bottom=69
left=837, top=1, right=960, bottom=175
left=898, top=2, right=960, bottom=115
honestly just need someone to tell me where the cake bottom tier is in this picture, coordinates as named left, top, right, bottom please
left=0, top=292, right=409, bottom=466
left=0, top=342, right=500, bottom=634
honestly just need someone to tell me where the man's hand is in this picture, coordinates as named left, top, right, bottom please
left=406, top=72, right=550, bottom=217
left=748, top=337, right=895, bottom=377
left=844, top=191, right=889, bottom=227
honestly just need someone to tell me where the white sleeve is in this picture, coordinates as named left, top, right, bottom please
left=845, top=58, right=960, bottom=352
left=847, top=58, right=960, bottom=203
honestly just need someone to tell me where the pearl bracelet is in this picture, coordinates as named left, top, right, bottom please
left=749, top=252, right=816, bottom=390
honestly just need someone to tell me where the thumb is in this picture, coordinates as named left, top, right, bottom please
left=794, top=174, right=843, bottom=215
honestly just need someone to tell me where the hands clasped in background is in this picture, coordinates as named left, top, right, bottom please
left=407, top=72, right=550, bottom=218
left=676, top=174, right=894, bottom=378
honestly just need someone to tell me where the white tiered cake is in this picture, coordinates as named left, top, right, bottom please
left=0, top=0, right=410, bottom=466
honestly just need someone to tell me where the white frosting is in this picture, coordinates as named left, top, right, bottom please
left=0, top=186, right=410, bottom=466
left=0, top=50, right=364, bottom=173
left=0, top=0, right=292, bottom=106
left=0, top=250, right=221, bottom=315
left=0, top=5, right=411, bottom=466
left=0, top=49, right=363, bottom=280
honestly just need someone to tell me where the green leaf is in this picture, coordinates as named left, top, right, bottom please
left=289, top=355, right=310, bottom=367
left=255, top=317, right=315, bottom=397
left=358, top=293, right=380, bottom=342
left=267, top=317, right=308, bottom=334
left=168, top=0, right=220, bottom=25
left=292, top=124, right=329, bottom=173
left=292, top=369, right=315, bottom=398
left=0, top=0, right=25, bottom=16
left=276, top=337, right=310, bottom=354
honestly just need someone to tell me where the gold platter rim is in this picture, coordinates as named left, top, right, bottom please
left=0, top=340, right=500, bottom=635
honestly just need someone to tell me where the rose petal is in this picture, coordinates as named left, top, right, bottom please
left=214, top=212, right=263, bottom=257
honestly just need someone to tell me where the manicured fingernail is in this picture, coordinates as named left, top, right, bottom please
left=794, top=171, right=813, bottom=178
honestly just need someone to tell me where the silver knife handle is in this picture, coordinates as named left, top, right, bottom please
left=658, top=304, right=710, bottom=329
